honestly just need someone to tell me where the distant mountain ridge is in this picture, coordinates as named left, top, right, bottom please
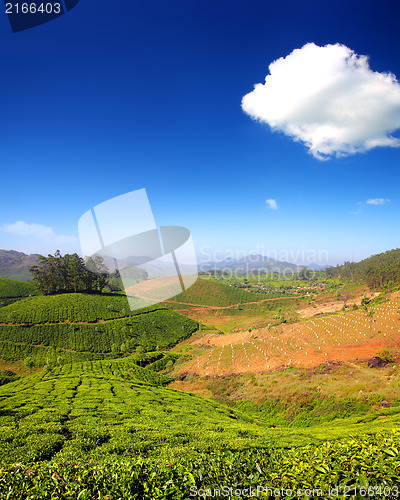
left=0, top=250, right=40, bottom=281
left=199, top=253, right=302, bottom=275
left=0, top=249, right=328, bottom=282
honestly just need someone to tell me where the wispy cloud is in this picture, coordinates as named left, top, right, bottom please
left=350, top=198, right=390, bottom=215
left=350, top=206, right=363, bottom=216
left=366, top=198, right=390, bottom=205
left=266, top=199, right=278, bottom=210
left=242, top=43, right=400, bottom=160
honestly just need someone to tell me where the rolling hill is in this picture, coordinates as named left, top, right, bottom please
left=0, top=250, right=39, bottom=281
left=0, top=277, right=37, bottom=299
left=326, top=248, right=400, bottom=288
left=167, top=278, right=268, bottom=306
left=1, top=249, right=400, bottom=496
left=199, top=253, right=301, bottom=275
left=0, top=293, right=198, bottom=367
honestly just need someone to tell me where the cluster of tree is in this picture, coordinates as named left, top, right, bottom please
left=326, top=248, right=400, bottom=289
left=106, top=270, right=123, bottom=292
left=30, top=251, right=109, bottom=295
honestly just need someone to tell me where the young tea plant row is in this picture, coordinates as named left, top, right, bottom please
left=299, top=299, right=400, bottom=347
left=187, top=298, right=400, bottom=375
left=199, top=336, right=306, bottom=376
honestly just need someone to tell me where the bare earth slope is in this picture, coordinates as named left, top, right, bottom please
left=177, top=295, right=400, bottom=376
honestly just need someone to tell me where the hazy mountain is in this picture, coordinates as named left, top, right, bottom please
left=303, top=263, right=328, bottom=271
left=0, top=250, right=40, bottom=281
left=0, top=249, right=327, bottom=282
left=198, top=253, right=302, bottom=275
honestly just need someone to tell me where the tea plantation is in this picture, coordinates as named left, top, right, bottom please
left=0, top=278, right=36, bottom=299
left=0, top=357, right=400, bottom=498
left=0, top=293, right=198, bottom=367
left=0, top=282, right=400, bottom=498
left=168, top=279, right=268, bottom=306
left=0, top=278, right=38, bottom=308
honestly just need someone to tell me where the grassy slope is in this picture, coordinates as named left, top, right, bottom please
left=0, top=360, right=400, bottom=497
left=0, top=278, right=37, bottom=299
left=1, top=359, right=399, bottom=461
left=168, top=278, right=268, bottom=306
left=0, top=293, right=198, bottom=367
left=1, top=283, right=400, bottom=495
left=166, top=277, right=306, bottom=333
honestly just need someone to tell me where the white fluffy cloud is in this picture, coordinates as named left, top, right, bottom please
left=266, top=199, right=277, bottom=210
left=2, top=221, right=55, bottom=238
left=366, top=198, right=390, bottom=205
left=0, top=221, right=78, bottom=254
left=242, top=43, right=400, bottom=159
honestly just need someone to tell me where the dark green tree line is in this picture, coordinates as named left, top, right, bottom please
left=30, top=251, right=109, bottom=295
left=326, top=248, right=400, bottom=289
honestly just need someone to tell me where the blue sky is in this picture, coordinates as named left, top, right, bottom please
left=0, top=0, right=399, bottom=265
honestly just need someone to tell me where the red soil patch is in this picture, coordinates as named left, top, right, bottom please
left=297, top=292, right=380, bottom=318
left=178, top=297, right=400, bottom=376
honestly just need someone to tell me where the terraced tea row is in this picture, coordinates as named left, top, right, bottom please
left=0, top=294, right=139, bottom=324
left=0, top=278, right=36, bottom=299
left=0, top=358, right=289, bottom=464
left=0, top=310, right=197, bottom=350
left=0, top=294, right=199, bottom=366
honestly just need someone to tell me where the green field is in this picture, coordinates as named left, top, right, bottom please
left=0, top=269, right=400, bottom=497
left=0, top=357, right=400, bottom=497
left=0, top=278, right=38, bottom=307
left=0, top=293, right=198, bottom=369
left=0, top=278, right=37, bottom=299
left=168, top=278, right=269, bottom=306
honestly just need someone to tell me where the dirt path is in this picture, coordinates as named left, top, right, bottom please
left=0, top=316, right=128, bottom=327
left=165, top=294, right=303, bottom=310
